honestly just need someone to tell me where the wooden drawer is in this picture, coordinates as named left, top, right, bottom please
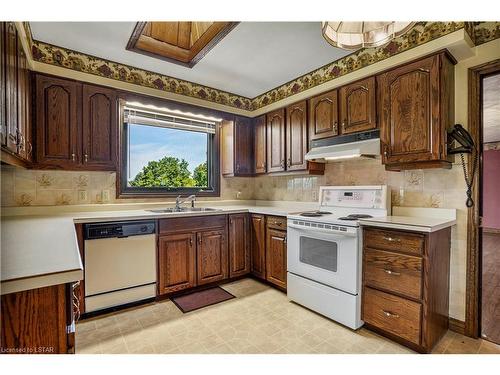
left=364, top=248, right=423, bottom=300
left=363, top=287, right=422, bottom=345
left=159, top=215, right=227, bottom=234
left=266, top=215, right=287, bottom=231
left=364, top=228, right=424, bottom=255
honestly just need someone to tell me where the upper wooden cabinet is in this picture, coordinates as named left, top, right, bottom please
left=266, top=108, right=286, bottom=173
left=16, top=39, right=31, bottom=162
left=308, top=89, right=339, bottom=141
left=221, top=116, right=254, bottom=176
left=228, top=213, right=250, bottom=278
left=286, top=100, right=308, bottom=171
left=378, top=52, right=455, bottom=170
left=35, top=74, right=81, bottom=168
left=253, top=115, right=266, bottom=174
left=339, top=77, right=377, bottom=135
left=82, top=84, right=117, bottom=169
left=0, top=23, right=5, bottom=148
left=5, top=22, right=18, bottom=153
left=35, top=74, right=118, bottom=170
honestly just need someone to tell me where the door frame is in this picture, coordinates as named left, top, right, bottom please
left=465, top=58, right=500, bottom=338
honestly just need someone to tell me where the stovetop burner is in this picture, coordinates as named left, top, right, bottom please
left=299, top=211, right=332, bottom=217
left=338, top=214, right=373, bottom=221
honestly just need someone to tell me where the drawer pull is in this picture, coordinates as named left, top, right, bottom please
left=274, top=221, right=282, bottom=226
left=383, top=269, right=401, bottom=276
left=382, top=310, right=400, bottom=318
left=383, top=236, right=401, bottom=243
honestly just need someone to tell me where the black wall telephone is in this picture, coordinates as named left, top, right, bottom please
left=447, top=124, right=476, bottom=207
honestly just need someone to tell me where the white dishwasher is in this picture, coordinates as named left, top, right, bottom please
left=84, top=221, right=157, bottom=313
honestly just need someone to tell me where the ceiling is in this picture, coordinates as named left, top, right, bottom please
left=483, top=73, right=500, bottom=143
left=30, top=22, right=351, bottom=98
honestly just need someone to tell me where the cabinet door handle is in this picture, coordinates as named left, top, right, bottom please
left=71, top=153, right=76, bottom=162
left=333, top=122, right=338, bottom=133
left=383, top=236, right=401, bottom=243
left=189, top=238, right=193, bottom=246
left=198, top=236, right=202, bottom=245
left=283, top=236, right=287, bottom=245
left=84, top=153, right=88, bottom=163
left=383, top=269, right=401, bottom=276
left=287, top=158, right=291, bottom=168
left=382, top=310, right=399, bottom=318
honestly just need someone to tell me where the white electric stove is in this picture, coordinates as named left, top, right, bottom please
left=286, top=185, right=389, bottom=329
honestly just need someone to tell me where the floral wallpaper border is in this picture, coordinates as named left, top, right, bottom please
left=22, top=21, right=500, bottom=112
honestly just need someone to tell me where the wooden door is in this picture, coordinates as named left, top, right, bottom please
left=36, top=75, right=81, bottom=168
left=1, top=22, right=6, bottom=147
left=253, top=115, right=266, bottom=174
left=286, top=100, right=307, bottom=171
left=82, top=84, right=117, bottom=170
left=308, top=89, right=339, bottom=141
left=379, top=55, right=441, bottom=165
left=266, top=108, right=285, bottom=172
left=16, top=37, right=31, bottom=161
left=234, top=116, right=253, bottom=175
left=158, top=233, right=196, bottom=294
left=340, top=77, right=377, bottom=134
left=5, top=22, right=18, bottom=153
left=197, top=229, right=228, bottom=285
left=228, top=214, right=250, bottom=278
left=250, top=214, right=266, bottom=279
left=266, top=228, right=287, bottom=289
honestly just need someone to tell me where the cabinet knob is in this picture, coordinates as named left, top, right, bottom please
left=382, top=310, right=399, bottom=318
left=84, top=153, right=88, bottom=163
left=287, top=158, right=291, bottom=168
left=71, top=153, right=76, bottom=162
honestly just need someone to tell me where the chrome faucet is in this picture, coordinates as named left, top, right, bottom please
left=175, top=194, right=196, bottom=211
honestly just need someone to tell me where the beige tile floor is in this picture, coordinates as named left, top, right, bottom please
left=76, top=278, right=500, bottom=354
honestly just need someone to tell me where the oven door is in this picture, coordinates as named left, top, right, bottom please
left=287, top=222, right=360, bottom=295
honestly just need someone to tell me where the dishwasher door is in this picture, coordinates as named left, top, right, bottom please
left=84, top=234, right=156, bottom=312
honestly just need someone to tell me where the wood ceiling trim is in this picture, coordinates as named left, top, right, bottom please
left=126, top=21, right=239, bottom=68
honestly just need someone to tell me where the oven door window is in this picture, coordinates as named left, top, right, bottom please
left=299, top=236, right=338, bottom=272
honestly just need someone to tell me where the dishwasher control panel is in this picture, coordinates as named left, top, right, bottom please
left=85, top=220, right=156, bottom=240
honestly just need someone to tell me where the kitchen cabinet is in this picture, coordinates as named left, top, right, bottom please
left=266, top=108, right=286, bottom=173
left=221, top=116, right=254, bottom=176
left=16, top=38, right=31, bottom=161
left=339, top=76, right=377, bottom=135
left=378, top=52, right=455, bottom=170
left=197, top=229, right=228, bottom=285
left=250, top=214, right=266, bottom=279
left=266, top=217, right=287, bottom=290
left=285, top=100, right=308, bottom=171
left=308, top=89, right=339, bottom=141
left=158, top=233, right=197, bottom=294
left=228, top=213, right=250, bottom=278
left=1, top=283, right=76, bottom=354
left=5, top=22, right=18, bottom=153
left=35, top=74, right=118, bottom=170
left=0, top=23, right=5, bottom=147
left=361, top=226, right=452, bottom=353
left=253, top=115, right=266, bottom=174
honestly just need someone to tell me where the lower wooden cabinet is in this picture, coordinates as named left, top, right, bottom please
left=266, top=227, right=287, bottom=290
left=228, top=213, right=250, bottom=278
left=250, top=214, right=266, bottom=279
left=158, top=233, right=196, bottom=294
left=1, top=283, right=76, bottom=354
left=197, top=229, right=228, bottom=285
left=362, top=226, right=451, bottom=353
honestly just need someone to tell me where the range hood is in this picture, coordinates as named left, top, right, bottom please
left=305, top=130, right=380, bottom=162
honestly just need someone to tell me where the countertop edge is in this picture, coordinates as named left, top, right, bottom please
left=359, top=219, right=457, bottom=232
left=1, top=269, right=83, bottom=295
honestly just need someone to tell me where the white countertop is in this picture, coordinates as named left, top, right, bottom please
left=0, top=201, right=313, bottom=295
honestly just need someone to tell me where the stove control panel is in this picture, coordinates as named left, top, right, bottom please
left=319, top=186, right=387, bottom=209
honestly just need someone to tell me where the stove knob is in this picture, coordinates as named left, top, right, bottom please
left=140, top=225, right=148, bottom=232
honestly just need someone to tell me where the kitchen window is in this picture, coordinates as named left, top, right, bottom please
left=119, top=102, right=221, bottom=197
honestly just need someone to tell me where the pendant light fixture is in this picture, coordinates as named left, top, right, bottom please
left=321, top=21, right=416, bottom=51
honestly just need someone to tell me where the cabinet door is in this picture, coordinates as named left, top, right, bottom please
left=379, top=55, right=441, bottom=165
left=266, top=228, right=287, bottom=289
left=1, top=23, right=6, bottom=146
left=234, top=116, right=253, bottom=175
left=36, top=75, right=81, bottom=168
left=250, top=214, right=266, bottom=279
left=340, top=77, right=377, bottom=135
left=229, top=214, right=250, bottom=278
left=197, top=229, right=228, bottom=285
left=82, top=84, right=117, bottom=170
left=266, top=108, right=285, bottom=173
left=5, top=22, right=18, bottom=153
left=308, top=90, right=338, bottom=141
left=158, top=233, right=196, bottom=294
left=254, top=115, right=266, bottom=174
left=16, top=37, right=31, bottom=161
left=221, top=119, right=234, bottom=175
left=286, top=100, right=307, bottom=171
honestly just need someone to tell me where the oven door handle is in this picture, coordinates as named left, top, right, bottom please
left=287, top=223, right=358, bottom=237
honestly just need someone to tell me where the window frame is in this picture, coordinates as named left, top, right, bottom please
left=117, top=102, right=221, bottom=198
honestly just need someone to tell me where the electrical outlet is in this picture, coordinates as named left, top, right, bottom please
left=102, top=190, right=110, bottom=202
left=78, top=190, right=88, bottom=202
left=312, top=190, right=317, bottom=201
